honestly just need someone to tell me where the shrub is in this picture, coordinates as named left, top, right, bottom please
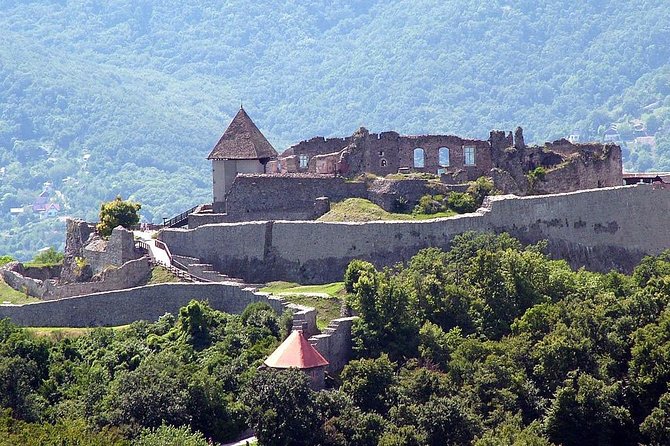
left=391, top=195, right=409, bottom=213
left=414, top=195, right=443, bottom=215
left=344, top=260, right=376, bottom=293
left=29, top=247, right=63, bottom=266
left=447, top=192, right=477, bottom=213
left=526, top=167, right=547, bottom=190
left=467, top=176, right=494, bottom=206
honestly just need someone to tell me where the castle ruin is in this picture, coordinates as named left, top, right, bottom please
left=200, top=108, right=623, bottom=224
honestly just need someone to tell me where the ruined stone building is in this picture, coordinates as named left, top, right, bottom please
left=202, top=108, right=623, bottom=224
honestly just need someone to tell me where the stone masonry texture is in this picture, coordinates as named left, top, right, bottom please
left=160, top=185, right=670, bottom=284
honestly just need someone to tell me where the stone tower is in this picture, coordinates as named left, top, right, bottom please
left=207, top=107, right=278, bottom=213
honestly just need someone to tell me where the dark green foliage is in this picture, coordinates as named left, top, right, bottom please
left=242, top=369, right=322, bottom=446
left=340, top=355, right=396, bottom=414
left=338, top=233, right=670, bottom=445
left=640, top=392, right=670, bottom=446
left=134, top=424, right=209, bottom=446
left=447, top=191, right=477, bottom=213
left=0, top=409, right=128, bottom=446
left=544, top=373, right=633, bottom=446
left=413, top=194, right=443, bottom=215
left=0, top=299, right=283, bottom=443
left=96, top=197, right=141, bottom=238
left=343, top=259, right=376, bottom=293
left=467, top=177, right=495, bottom=207
left=29, top=247, right=63, bottom=266
left=526, top=167, right=547, bottom=190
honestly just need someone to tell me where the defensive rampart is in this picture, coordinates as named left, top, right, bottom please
left=160, top=185, right=670, bottom=283
left=0, top=282, right=313, bottom=330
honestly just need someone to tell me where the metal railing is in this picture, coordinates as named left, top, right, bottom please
left=163, top=205, right=199, bottom=228
left=150, top=238, right=212, bottom=283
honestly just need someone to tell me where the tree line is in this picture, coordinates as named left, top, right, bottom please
left=2, top=232, right=670, bottom=444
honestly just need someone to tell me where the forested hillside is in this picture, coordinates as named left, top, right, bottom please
left=1, top=0, right=669, bottom=258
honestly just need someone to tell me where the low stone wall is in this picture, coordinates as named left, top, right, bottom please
left=0, top=281, right=317, bottom=334
left=224, top=174, right=367, bottom=222
left=367, top=178, right=451, bottom=211
left=188, top=213, right=230, bottom=229
left=309, top=317, right=356, bottom=374
left=22, top=265, right=61, bottom=281
left=160, top=185, right=670, bottom=283
left=0, top=257, right=151, bottom=301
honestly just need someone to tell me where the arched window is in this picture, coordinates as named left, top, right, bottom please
left=380, top=159, right=387, bottom=167
left=438, top=147, right=450, bottom=167
left=299, top=154, right=309, bottom=169
left=413, top=148, right=425, bottom=168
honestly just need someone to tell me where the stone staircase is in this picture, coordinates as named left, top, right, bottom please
left=172, top=254, right=244, bottom=283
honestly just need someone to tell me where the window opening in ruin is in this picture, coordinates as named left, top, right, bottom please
left=413, top=148, right=425, bottom=168
left=381, top=159, right=387, bottom=167
left=439, top=147, right=450, bottom=167
left=299, top=154, right=309, bottom=169
left=464, top=147, right=476, bottom=166
left=437, top=168, right=446, bottom=176
left=379, top=150, right=384, bottom=156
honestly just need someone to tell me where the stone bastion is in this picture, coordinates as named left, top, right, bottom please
left=0, top=281, right=355, bottom=373
left=159, top=184, right=670, bottom=284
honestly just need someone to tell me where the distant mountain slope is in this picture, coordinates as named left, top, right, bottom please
left=0, top=0, right=668, bottom=258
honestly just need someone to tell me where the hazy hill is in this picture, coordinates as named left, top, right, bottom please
left=0, top=0, right=669, bottom=258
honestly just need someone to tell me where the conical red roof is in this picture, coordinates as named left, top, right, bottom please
left=264, top=331, right=329, bottom=369
left=207, top=107, right=278, bottom=160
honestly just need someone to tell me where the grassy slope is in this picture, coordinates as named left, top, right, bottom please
left=261, top=281, right=347, bottom=330
left=0, top=277, right=40, bottom=304
left=317, top=198, right=455, bottom=222
left=146, top=266, right=181, bottom=284
left=26, top=325, right=129, bottom=341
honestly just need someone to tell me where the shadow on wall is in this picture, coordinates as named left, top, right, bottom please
left=160, top=185, right=670, bottom=284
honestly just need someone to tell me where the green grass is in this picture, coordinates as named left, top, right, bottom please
left=146, top=266, right=181, bottom=284
left=283, top=294, right=343, bottom=330
left=26, top=325, right=129, bottom=341
left=317, top=198, right=455, bottom=222
left=0, top=277, right=40, bottom=304
left=261, top=281, right=347, bottom=330
left=261, top=281, right=345, bottom=297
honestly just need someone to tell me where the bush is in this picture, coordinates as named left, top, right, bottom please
left=414, top=195, right=443, bottom=215
left=344, top=260, right=377, bottom=293
left=29, top=247, right=63, bottom=266
left=446, top=192, right=477, bottom=213
left=96, top=196, right=141, bottom=237
left=466, top=176, right=494, bottom=206
left=526, top=167, right=547, bottom=190
left=134, top=425, right=209, bottom=446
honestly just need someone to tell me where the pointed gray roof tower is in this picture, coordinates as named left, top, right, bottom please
left=207, top=107, right=278, bottom=160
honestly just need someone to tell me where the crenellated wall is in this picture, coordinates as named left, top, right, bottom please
left=160, top=185, right=670, bottom=283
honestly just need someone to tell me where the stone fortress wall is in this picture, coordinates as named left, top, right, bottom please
left=161, top=184, right=670, bottom=284
left=1, top=257, right=150, bottom=300
left=0, top=281, right=356, bottom=372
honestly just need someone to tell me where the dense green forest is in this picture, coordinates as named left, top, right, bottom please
left=2, top=232, right=670, bottom=445
left=0, top=0, right=669, bottom=258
